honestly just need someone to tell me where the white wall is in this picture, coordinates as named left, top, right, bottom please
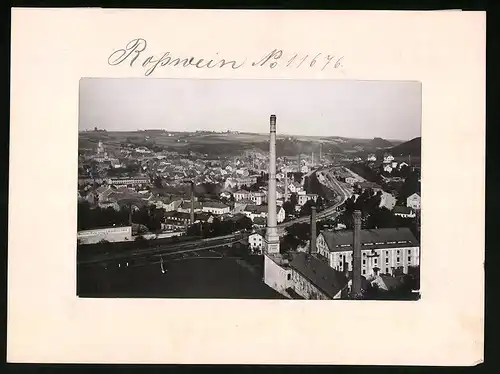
left=77, top=226, right=132, bottom=245
left=263, top=255, right=293, bottom=297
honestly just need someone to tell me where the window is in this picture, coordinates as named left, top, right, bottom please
left=385, top=251, right=389, bottom=256
left=362, top=259, right=366, bottom=265
left=408, top=249, right=412, bottom=255
left=397, top=250, right=400, bottom=255
left=362, top=269, right=366, bottom=275
left=374, top=258, right=378, bottom=265
left=386, top=268, right=389, bottom=273
left=397, top=257, right=400, bottom=263
left=287, top=274, right=291, bottom=280
left=386, top=258, right=389, bottom=264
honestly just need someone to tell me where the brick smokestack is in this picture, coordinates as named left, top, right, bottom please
left=352, top=210, right=362, bottom=295
left=310, top=205, right=317, bottom=254
left=190, top=181, right=195, bottom=225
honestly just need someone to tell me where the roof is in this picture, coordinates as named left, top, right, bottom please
left=379, top=274, right=404, bottom=291
left=320, top=227, right=418, bottom=252
left=179, top=201, right=202, bottom=210
left=253, top=216, right=267, bottom=225
left=203, top=201, right=229, bottom=209
left=234, top=189, right=251, bottom=194
left=289, top=253, right=349, bottom=299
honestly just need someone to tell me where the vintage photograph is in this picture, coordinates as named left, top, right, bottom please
left=77, top=78, right=422, bottom=300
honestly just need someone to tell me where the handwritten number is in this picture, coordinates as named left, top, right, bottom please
left=286, top=54, right=297, bottom=67
left=310, top=53, right=321, bottom=67
left=297, top=55, right=309, bottom=68
left=334, top=56, right=344, bottom=68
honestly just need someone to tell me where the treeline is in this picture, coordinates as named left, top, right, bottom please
left=185, top=216, right=253, bottom=238
left=337, top=189, right=419, bottom=239
left=78, top=201, right=165, bottom=232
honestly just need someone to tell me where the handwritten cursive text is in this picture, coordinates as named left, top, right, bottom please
left=107, top=39, right=345, bottom=76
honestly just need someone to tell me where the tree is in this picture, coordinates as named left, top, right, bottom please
left=282, top=201, right=295, bottom=216
left=154, top=176, right=163, bottom=189
left=300, top=200, right=314, bottom=217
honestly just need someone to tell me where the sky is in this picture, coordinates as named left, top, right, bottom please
left=79, top=78, right=421, bottom=141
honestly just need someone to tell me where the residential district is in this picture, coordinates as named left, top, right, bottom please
left=77, top=116, right=421, bottom=300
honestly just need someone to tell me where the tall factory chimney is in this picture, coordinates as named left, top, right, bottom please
left=298, top=154, right=301, bottom=172
left=284, top=167, right=288, bottom=202
left=352, top=210, right=362, bottom=296
left=128, top=204, right=133, bottom=226
left=310, top=205, right=317, bottom=254
left=190, top=181, right=195, bottom=225
left=311, top=151, right=314, bottom=166
left=264, top=115, right=280, bottom=254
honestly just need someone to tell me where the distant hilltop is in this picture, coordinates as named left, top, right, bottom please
left=383, top=137, right=421, bottom=157
left=369, top=137, right=393, bottom=148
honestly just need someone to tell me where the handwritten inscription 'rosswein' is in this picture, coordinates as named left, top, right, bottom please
left=108, top=38, right=344, bottom=76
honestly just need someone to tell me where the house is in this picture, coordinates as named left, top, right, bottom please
left=316, top=227, right=420, bottom=276
left=250, top=191, right=266, bottom=205
left=383, top=153, right=395, bottom=163
left=252, top=216, right=267, bottom=228
left=383, top=164, right=393, bottom=173
left=248, top=231, right=265, bottom=253
left=391, top=161, right=398, bottom=168
left=152, top=197, right=183, bottom=212
left=96, top=185, right=113, bottom=201
left=288, top=253, right=350, bottom=299
left=300, top=165, right=310, bottom=174
left=379, top=191, right=397, bottom=210
left=243, top=205, right=285, bottom=223
left=288, top=181, right=302, bottom=194
left=224, top=178, right=239, bottom=189
left=109, top=177, right=149, bottom=186
left=298, top=193, right=318, bottom=206
left=406, top=192, right=421, bottom=210
left=202, top=201, right=231, bottom=215
left=367, top=154, right=377, bottom=162
left=233, top=199, right=254, bottom=213
left=393, top=206, right=416, bottom=218
left=177, top=201, right=203, bottom=213
left=219, top=191, right=232, bottom=200
left=234, top=189, right=252, bottom=201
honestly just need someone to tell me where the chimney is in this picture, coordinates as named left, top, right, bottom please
left=190, top=181, right=195, bottom=225
left=310, top=205, right=317, bottom=254
left=352, top=210, right=362, bottom=295
left=284, top=167, right=288, bottom=202
left=264, top=114, right=280, bottom=254
left=128, top=204, right=133, bottom=225
left=311, top=151, right=314, bottom=166
left=298, top=154, right=301, bottom=172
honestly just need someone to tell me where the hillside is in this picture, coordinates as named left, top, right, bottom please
left=387, top=137, right=421, bottom=157
left=369, top=137, right=393, bottom=149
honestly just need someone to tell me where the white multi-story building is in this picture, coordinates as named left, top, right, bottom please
left=316, top=227, right=419, bottom=276
left=248, top=232, right=265, bottom=253
left=77, top=226, right=132, bottom=245
left=202, top=202, right=231, bottom=215
left=298, top=193, right=318, bottom=206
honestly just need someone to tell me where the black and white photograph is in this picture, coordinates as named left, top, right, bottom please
left=77, top=78, right=422, bottom=300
